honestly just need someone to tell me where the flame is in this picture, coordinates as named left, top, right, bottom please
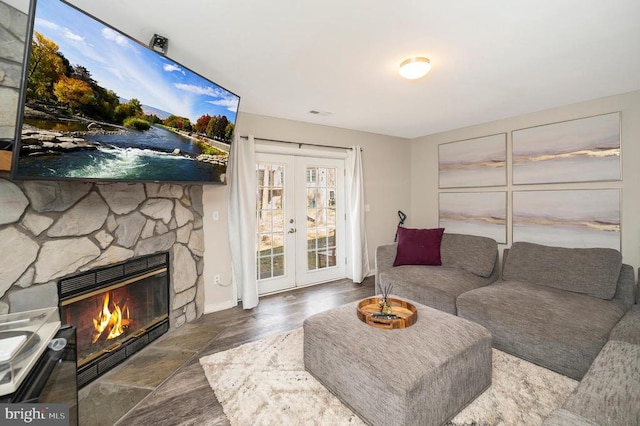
left=92, top=292, right=130, bottom=344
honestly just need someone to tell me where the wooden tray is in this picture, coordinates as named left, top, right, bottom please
left=0, top=151, right=11, bottom=172
left=356, top=297, right=417, bottom=330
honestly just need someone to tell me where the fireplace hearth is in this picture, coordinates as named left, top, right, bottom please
left=58, top=253, right=170, bottom=387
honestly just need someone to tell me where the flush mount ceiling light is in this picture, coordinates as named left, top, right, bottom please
left=399, top=57, right=431, bottom=80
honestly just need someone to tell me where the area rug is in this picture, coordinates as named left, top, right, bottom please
left=199, top=328, right=578, bottom=425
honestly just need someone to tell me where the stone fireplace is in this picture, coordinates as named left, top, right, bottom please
left=0, top=177, right=205, bottom=332
left=59, top=252, right=170, bottom=387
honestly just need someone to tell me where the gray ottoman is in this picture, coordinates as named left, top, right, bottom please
left=303, top=299, right=492, bottom=426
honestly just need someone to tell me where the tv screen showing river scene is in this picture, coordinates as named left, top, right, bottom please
left=12, top=0, right=240, bottom=183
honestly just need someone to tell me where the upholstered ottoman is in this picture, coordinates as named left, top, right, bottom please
left=303, top=299, right=492, bottom=426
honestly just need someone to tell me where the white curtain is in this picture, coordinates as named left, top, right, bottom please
left=227, top=134, right=258, bottom=309
left=346, top=146, right=370, bottom=283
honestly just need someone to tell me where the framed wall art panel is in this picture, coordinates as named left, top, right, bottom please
left=512, top=112, right=621, bottom=185
left=512, top=189, right=620, bottom=250
left=438, top=133, right=507, bottom=188
left=439, top=191, right=507, bottom=243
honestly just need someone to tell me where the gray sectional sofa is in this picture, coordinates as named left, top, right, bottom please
left=375, top=233, right=499, bottom=315
left=456, top=242, right=635, bottom=380
left=376, top=237, right=639, bottom=425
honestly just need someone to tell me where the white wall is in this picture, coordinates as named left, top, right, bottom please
left=410, top=90, right=640, bottom=273
left=202, top=184, right=235, bottom=313
left=202, top=112, right=411, bottom=311
left=3, top=0, right=26, bottom=12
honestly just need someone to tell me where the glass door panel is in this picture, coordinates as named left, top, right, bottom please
left=255, top=155, right=295, bottom=294
left=305, top=167, right=338, bottom=271
left=296, top=159, right=345, bottom=285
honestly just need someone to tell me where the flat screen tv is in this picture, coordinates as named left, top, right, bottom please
left=12, top=0, right=240, bottom=184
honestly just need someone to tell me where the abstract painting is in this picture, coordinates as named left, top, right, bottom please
left=439, top=192, right=507, bottom=243
left=512, top=113, right=620, bottom=184
left=439, top=134, right=506, bottom=188
left=512, top=189, right=620, bottom=250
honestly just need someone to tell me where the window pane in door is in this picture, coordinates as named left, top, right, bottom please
left=327, top=226, right=337, bottom=267
left=305, top=166, right=338, bottom=271
left=272, top=210, right=284, bottom=232
left=327, top=168, right=336, bottom=187
left=256, top=162, right=286, bottom=280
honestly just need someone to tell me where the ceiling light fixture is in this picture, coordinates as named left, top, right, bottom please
left=399, top=57, right=431, bottom=80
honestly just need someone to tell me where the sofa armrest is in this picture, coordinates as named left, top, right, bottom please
left=611, top=264, right=635, bottom=312
left=375, top=243, right=397, bottom=293
left=609, top=304, right=640, bottom=344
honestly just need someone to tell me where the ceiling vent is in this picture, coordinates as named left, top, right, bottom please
left=309, top=110, right=332, bottom=116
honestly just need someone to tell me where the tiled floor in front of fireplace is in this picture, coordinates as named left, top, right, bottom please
left=78, top=276, right=375, bottom=425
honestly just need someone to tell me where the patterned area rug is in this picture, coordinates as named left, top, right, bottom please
left=199, top=328, right=578, bottom=426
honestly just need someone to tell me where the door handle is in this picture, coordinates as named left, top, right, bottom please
left=288, top=228, right=297, bottom=234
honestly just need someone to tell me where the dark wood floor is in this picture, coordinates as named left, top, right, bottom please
left=79, top=276, right=374, bottom=426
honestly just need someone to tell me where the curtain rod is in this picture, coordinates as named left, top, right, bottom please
left=239, top=135, right=360, bottom=151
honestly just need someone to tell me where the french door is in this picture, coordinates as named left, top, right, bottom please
left=256, top=153, right=345, bottom=294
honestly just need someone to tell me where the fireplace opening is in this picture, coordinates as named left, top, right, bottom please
left=58, top=253, right=170, bottom=387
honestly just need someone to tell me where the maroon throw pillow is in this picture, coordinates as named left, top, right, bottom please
left=393, top=227, right=444, bottom=266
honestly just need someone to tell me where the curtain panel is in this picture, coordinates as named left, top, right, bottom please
left=227, top=134, right=258, bottom=309
left=346, top=146, right=370, bottom=283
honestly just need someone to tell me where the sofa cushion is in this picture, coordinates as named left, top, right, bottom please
left=456, top=281, right=626, bottom=380
left=393, top=226, right=444, bottom=266
left=440, top=233, right=497, bottom=278
left=379, top=266, right=494, bottom=315
left=502, top=242, right=622, bottom=300
left=543, top=409, right=600, bottom=426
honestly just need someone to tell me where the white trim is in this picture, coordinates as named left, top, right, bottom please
left=204, top=299, right=238, bottom=314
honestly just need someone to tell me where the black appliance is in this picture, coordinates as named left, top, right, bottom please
left=0, top=326, right=78, bottom=426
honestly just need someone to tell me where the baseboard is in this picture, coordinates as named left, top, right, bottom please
left=204, top=299, right=238, bottom=314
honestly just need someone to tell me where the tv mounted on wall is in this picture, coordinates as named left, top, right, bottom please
left=11, top=0, right=240, bottom=184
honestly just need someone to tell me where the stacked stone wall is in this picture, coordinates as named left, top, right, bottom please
left=0, top=175, right=205, bottom=327
left=0, top=1, right=27, bottom=144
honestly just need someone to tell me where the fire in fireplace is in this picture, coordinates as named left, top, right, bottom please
left=58, top=253, right=170, bottom=387
left=92, top=291, right=129, bottom=344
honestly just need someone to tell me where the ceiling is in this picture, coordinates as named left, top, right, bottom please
left=30, top=0, right=640, bottom=138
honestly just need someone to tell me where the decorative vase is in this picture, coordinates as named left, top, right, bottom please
left=380, top=298, right=392, bottom=315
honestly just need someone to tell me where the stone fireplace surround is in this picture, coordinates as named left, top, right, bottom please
left=0, top=174, right=205, bottom=328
